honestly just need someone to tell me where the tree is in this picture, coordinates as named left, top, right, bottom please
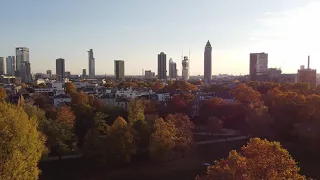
left=133, top=120, right=151, bottom=152
left=232, top=83, right=261, bottom=104
left=149, top=118, right=176, bottom=160
left=109, top=117, right=135, bottom=164
left=0, top=87, right=6, bottom=101
left=246, top=106, right=273, bottom=138
left=71, top=91, right=89, bottom=105
left=0, top=102, right=46, bottom=180
left=65, top=82, right=76, bottom=94
left=83, top=112, right=111, bottom=165
left=46, top=121, right=77, bottom=159
left=207, top=117, right=224, bottom=133
left=56, top=105, right=76, bottom=127
left=166, top=114, right=194, bottom=154
left=128, top=99, right=145, bottom=124
left=153, top=81, right=165, bottom=91
left=196, top=138, right=306, bottom=180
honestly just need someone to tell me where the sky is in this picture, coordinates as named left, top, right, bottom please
left=1, top=0, right=320, bottom=76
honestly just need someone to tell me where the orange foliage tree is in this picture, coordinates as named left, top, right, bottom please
left=56, top=105, right=76, bottom=127
left=232, top=83, right=261, bottom=104
left=196, top=138, right=306, bottom=180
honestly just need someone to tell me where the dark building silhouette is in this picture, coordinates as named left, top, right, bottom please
left=297, top=56, right=317, bottom=88
left=114, top=60, right=125, bottom=80
left=158, top=52, right=167, bottom=80
left=56, top=58, right=65, bottom=81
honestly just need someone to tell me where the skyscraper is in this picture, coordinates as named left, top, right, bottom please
left=204, top=40, right=212, bottom=83
left=114, top=60, right=125, bottom=80
left=16, top=47, right=29, bottom=71
left=6, top=56, right=15, bottom=76
left=169, top=58, right=177, bottom=79
left=158, top=52, right=167, bottom=80
left=82, top=69, right=87, bottom=79
left=250, top=52, right=268, bottom=81
left=0, top=57, right=6, bottom=75
left=182, top=56, right=189, bottom=80
left=56, top=58, right=65, bottom=81
left=19, top=61, right=31, bottom=83
left=88, top=49, right=95, bottom=79
left=46, top=70, right=52, bottom=77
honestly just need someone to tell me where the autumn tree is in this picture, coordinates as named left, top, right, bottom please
left=232, top=83, right=261, bottom=104
left=152, top=81, right=165, bottom=91
left=65, top=82, right=76, bottom=94
left=196, top=138, right=306, bottom=180
left=149, top=118, right=177, bottom=160
left=128, top=99, right=145, bottom=124
left=166, top=114, right=194, bottom=154
left=56, top=105, right=76, bottom=127
left=207, top=117, right=224, bottom=133
left=0, top=87, right=6, bottom=101
left=71, top=91, right=89, bottom=105
left=108, top=117, right=135, bottom=164
left=0, top=102, right=46, bottom=180
left=166, top=80, right=198, bottom=91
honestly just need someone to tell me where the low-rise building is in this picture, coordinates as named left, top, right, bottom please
left=53, top=93, right=72, bottom=107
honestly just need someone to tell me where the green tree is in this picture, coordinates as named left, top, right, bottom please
left=46, top=121, right=77, bottom=159
left=0, top=102, right=46, bottom=180
left=196, top=138, right=306, bottom=180
left=133, top=120, right=151, bottom=152
left=0, top=87, right=6, bottom=101
left=83, top=112, right=111, bottom=165
left=149, top=118, right=177, bottom=160
left=128, top=99, right=145, bottom=124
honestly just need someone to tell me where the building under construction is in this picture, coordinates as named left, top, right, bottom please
left=297, top=56, right=317, bottom=88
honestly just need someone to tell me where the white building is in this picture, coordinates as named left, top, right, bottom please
left=182, top=56, right=189, bottom=80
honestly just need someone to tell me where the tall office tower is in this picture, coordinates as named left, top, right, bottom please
left=56, top=58, right=65, bottom=81
left=19, top=61, right=31, bottom=82
left=250, top=52, right=268, bottom=81
left=204, top=40, right=212, bottom=83
left=0, top=57, right=6, bottom=75
left=114, top=60, right=125, bottom=80
left=16, top=47, right=29, bottom=71
left=82, top=69, right=87, bottom=79
left=298, top=56, right=317, bottom=88
left=46, top=70, right=52, bottom=77
left=6, top=56, right=15, bottom=76
left=158, top=52, right=167, bottom=80
left=88, top=49, right=95, bottom=79
left=182, top=56, right=189, bottom=80
left=169, top=58, right=177, bottom=79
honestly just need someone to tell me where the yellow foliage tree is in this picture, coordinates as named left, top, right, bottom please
left=149, top=118, right=177, bottom=160
left=0, top=87, right=6, bottom=101
left=196, top=138, right=306, bottom=180
left=128, top=99, right=145, bottom=124
left=0, top=102, right=46, bottom=180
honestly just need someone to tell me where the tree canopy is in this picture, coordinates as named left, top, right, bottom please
left=196, top=138, right=306, bottom=180
left=0, top=102, right=46, bottom=180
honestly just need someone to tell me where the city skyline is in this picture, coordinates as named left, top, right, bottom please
left=1, top=0, right=320, bottom=75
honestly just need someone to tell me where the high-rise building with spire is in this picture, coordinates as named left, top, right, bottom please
left=204, top=40, right=212, bottom=83
left=88, top=49, right=95, bottom=78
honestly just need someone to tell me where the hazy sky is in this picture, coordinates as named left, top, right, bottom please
left=1, top=0, right=319, bottom=75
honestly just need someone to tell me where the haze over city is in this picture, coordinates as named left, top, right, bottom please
left=1, top=0, right=320, bottom=75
